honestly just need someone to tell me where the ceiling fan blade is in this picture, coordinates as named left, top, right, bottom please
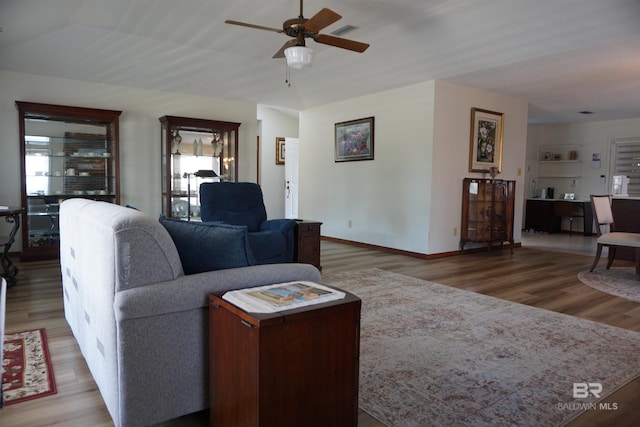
left=304, top=8, right=342, bottom=33
left=273, top=39, right=298, bottom=59
left=314, top=34, right=370, bottom=53
left=225, top=20, right=283, bottom=34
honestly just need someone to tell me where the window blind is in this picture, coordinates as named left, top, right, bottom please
left=612, top=139, right=640, bottom=196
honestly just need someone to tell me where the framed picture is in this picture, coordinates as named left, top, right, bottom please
left=469, top=108, right=504, bottom=172
left=334, top=117, right=374, bottom=162
left=275, top=137, right=285, bottom=165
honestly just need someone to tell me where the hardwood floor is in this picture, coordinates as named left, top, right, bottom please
left=2, top=236, right=639, bottom=426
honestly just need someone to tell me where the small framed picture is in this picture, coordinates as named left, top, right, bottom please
left=334, top=117, right=374, bottom=162
left=469, top=108, right=504, bottom=172
left=275, top=137, right=285, bottom=165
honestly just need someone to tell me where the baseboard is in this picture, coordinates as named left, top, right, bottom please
left=320, top=236, right=522, bottom=260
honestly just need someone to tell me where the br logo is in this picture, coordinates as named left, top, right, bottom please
left=573, top=382, right=602, bottom=398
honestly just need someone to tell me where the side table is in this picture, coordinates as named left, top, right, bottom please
left=1, top=207, right=23, bottom=288
left=209, top=288, right=361, bottom=427
left=294, top=220, right=322, bottom=270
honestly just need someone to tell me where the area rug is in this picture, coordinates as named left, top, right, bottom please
left=2, top=328, right=56, bottom=405
left=577, top=267, right=640, bottom=302
left=322, top=269, right=640, bottom=427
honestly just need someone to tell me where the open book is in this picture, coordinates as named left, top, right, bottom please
left=222, top=281, right=345, bottom=313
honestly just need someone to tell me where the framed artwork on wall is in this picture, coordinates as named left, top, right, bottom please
left=334, top=116, right=374, bottom=162
left=469, top=108, right=503, bottom=172
left=275, top=137, right=285, bottom=165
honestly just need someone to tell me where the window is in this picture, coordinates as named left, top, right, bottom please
left=610, top=137, right=640, bottom=197
left=24, top=148, right=50, bottom=196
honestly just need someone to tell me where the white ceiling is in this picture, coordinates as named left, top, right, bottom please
left=1, top=0, right=639, bottom=123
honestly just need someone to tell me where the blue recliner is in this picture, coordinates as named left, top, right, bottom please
left=199, top=182, right=296, bottom=264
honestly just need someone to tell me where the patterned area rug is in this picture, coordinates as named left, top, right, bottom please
left=577, top=267, right=640, bottom=302
left=323, top=269, right=640, bottom=427
left=2, top=328, right=56, bottom=405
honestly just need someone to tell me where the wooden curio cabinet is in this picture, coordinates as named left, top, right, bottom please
left=160, top=116, right=240, bottom=220
left=17, top=101, right=121, bottom=261
left=460, top=178, right=515, bottom=253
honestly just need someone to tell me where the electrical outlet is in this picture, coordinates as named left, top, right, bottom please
left=348, top=220, right=352, bottom=228
left=453, top=227, right=457, bottom=236
left=517, top=168, right=522, bottom=176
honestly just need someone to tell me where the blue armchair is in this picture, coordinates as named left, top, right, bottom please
left=199, top=182, right=296, bottom=264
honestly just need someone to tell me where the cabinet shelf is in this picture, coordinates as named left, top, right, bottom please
left=17, top=101, right=121, bottom=261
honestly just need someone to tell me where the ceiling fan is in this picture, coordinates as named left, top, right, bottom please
left=225, top=0, right=369, bottom=69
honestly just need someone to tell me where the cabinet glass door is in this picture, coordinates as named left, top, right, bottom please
left=491, top=181, right=509, bottom=240
left=17, top=101, right=121, bottom=260
left=160, top=116, right=240, bottom=220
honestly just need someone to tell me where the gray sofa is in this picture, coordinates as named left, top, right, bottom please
left=59, top=199, right=321, bottom=427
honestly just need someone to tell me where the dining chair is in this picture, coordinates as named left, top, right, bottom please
left=589, top=194, right=640, bottom=279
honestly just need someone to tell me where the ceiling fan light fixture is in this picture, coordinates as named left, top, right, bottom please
left=284, top=46, right=314, bottom=69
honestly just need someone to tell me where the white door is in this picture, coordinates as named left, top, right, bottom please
left=284, top=137, right=299, bottom=219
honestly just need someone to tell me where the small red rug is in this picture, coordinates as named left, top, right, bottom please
left=2, top=328, right=57, bottom=405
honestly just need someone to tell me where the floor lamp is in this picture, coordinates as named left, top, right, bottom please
left=183, top=169, right=218, bottom=220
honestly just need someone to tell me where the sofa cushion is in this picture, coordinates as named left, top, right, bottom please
left=159, top=216, right=256, bottom=274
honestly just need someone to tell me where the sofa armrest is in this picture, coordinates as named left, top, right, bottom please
left=114, top=263, right=321, bottom=321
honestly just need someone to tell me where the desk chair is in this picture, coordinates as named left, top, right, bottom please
left=553, top=201, right=584, bottom=236
left=590, top=195, right=640, bottom=279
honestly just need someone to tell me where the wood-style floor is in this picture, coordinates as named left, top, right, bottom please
left=2, top=235, right=639, bottom=426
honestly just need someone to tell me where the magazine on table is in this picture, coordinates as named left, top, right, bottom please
left=223, top=281, right=345, bottom=313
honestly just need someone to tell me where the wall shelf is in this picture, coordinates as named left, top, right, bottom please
left=538, top=144, right=583, bottom=162
left=538, top=175, right=581, bottom=179
left=538, top=160, right=582, bottom=164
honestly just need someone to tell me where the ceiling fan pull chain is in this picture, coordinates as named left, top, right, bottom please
left=285, top=64, right=291, bottom=87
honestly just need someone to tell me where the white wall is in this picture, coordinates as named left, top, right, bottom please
left=257, top=106, right=299, bottom=218
left=0, top=70, right=258, bottom=249
left=431, top=81, right=529, bottom=253
left=299, top=80, right=529, bottom=255
left=1, top=70, right=532, bottom=257
left=299, top=81, right=435, bottom=254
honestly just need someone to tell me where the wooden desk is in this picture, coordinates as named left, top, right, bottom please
left=525, top=199, right=593, bottom=236
left=209, top=289, right=361, bottom=427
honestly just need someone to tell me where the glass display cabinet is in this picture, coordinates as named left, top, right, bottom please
left=160, top=116, right=240, bottom=220
left=460, top=178, right=515, bottom=253
left=17, top=101, right=121, bottom=261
